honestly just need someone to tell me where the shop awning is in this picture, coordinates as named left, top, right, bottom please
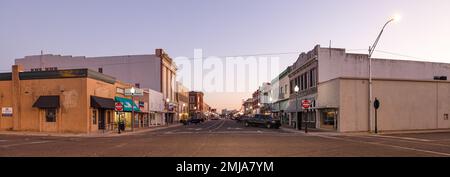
left=286, top=99, right=301, bottom=113
left=114, top=96, right=141, bottom=112
left=91, top=96, right=115, bottom=110
left=33, top=96, right=60, bottom=109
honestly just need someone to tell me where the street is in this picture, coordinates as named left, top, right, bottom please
left=1, top=119, right=450, bottom=157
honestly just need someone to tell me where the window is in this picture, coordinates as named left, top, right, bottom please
left=92, top=110, right=97, bottom=124
left=135, top=83, right=140, bottom=88
left=45, top=109, right=57, bottom=122
left=31, top=68, right=42, bottom=72
left=190, top=96, right=195, bottom=102
left=300, top=75, right=304, bottom=90
left=45, top=67, right=57, bottom=71
left=285, top=84, right=288, bottom=94
left=98, top=68, right=103, bottom=73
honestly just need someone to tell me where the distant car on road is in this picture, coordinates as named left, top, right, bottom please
left=211, top=116, right=220, bottom=120
left=244, top=114, right=281, bottom=129
left=188, top=118, right=202, bottom=124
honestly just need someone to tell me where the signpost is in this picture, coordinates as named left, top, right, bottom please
left=302, top=100, right=311, bottom=133
left=124, top=87, right=143, bottom=131
left=115, top=102, right=123, bottom=134
left=374, top=98, right=380, bottom=134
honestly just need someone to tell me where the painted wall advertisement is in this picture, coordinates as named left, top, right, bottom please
left=1, top=107, right=13, bottom=117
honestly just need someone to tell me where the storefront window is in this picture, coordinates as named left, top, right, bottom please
left=45, top=109, right=57, bottom=122
left=92, top=110, right=97, bottom=124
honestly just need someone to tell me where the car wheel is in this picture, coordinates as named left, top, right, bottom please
left=266, top=123, right=272, bottom=129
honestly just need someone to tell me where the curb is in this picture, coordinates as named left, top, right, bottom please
left=0, top=124, right=183, bottom=138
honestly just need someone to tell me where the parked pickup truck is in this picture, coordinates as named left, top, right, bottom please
left=244, top=114, right=281, bottom=129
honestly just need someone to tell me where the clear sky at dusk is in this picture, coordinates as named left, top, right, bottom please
left=1, top=0, right=450, bottom=110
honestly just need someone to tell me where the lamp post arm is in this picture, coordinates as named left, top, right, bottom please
left=369, top=19, right=394, bottom=57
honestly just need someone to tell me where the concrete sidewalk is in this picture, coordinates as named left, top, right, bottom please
left=0, top=124, right=182, bottom=138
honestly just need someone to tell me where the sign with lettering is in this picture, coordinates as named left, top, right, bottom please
left=1, top=107, right=13, bottom=117
left=125, top=88, right=144, bottom=96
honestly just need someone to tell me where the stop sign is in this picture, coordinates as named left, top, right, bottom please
left=302, top=100, right=311, bottom=109
left=115, top=102, right=123, bottom=111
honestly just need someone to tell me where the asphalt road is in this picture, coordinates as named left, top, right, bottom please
left=1, top=119, right=450, bottom=157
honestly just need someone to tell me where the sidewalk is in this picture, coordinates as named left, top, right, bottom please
left=280, top=125, right=341, bottom=136
left=0, top=123, right=182, bottom=138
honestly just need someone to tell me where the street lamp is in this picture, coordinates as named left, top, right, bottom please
left=368, top=15, right=400, bottom=133
left=130, top=87, right=136, bottom=132
left=294, top=85, right=301, bottom=130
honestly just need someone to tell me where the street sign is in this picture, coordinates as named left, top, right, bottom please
left=115, top=102, right=123, bottom=112
left=302, top=100, right=311, bottom=109
left=374, top=98, right=380, bottom=109
left=125, top=88, right=144, bottom=96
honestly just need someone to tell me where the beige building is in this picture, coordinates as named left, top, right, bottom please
left=0, top=65, right=142, bottom=133
left=282, top=45, right=450, bottom=133
left=15, top=48, right=179, bottom=124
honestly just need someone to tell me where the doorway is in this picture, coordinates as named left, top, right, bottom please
left=98, top=109, right=106, bottom=130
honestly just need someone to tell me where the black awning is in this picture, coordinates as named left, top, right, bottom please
left=91, top=96, right=115, bottom=110
left=33, top=96, right=60, bottom=109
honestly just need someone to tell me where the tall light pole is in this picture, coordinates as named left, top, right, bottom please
left=130, top=87, right=136, bottom=132
left=294, top=85, right=300, bottom=130
left=368, top=15, right=400, bottom=133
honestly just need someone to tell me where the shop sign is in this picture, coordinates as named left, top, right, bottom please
left=125, top=88, right=144, bottom=96
left=1, top=107, right=13, bottom=117
left=116, top=88, right=125, bottom=94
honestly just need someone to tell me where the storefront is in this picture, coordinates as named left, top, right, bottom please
left=114, top=96, right=141, bottom=129
left=286, top=97, right=317, bottom=130
left=90, top=96, right=115, bottom=131
left=319, top=108, right=338, bottom=130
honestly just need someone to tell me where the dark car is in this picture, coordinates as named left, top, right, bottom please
left=189, top=118, right=202, bottom=124
left=244, top=114, right=281, bottom=129
left=236, top=115, right=249, bottom=123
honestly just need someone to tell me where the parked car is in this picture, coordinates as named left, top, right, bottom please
left=244, top=114, right=281, bottom=129
left=236, top=115, right=250, bottom=123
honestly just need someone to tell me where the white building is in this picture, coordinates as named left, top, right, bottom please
left=286, top=45, right=450, bottom=132
left=147, top=89, right=165, bottom=126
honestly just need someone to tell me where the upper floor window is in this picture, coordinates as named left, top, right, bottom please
left=45, top=67, right=57, bottom=71
left=31, top=68, right=42, bottom=72
left=98, top=68, right=103, bottom=73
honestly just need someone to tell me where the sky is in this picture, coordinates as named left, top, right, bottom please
left=1, top=0, right=450, bottom=111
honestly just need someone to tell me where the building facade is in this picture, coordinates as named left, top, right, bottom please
left=270, top=66, right=291, bottom=125
left=176, top=81, right=189, bottom=121
left=189, top=91, right=204, bottom=116
left=276, top=45, right=450, bottom=132
left=286, top=46, right=319, bottom=130
left=0, top=65, right=143, bottom=133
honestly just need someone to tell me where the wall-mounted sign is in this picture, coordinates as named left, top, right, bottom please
left=125, top=88, right=144, bottom=96
left=2, top=107, right=13, bottom=117
left=116, top=88, right=125, bottom=94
